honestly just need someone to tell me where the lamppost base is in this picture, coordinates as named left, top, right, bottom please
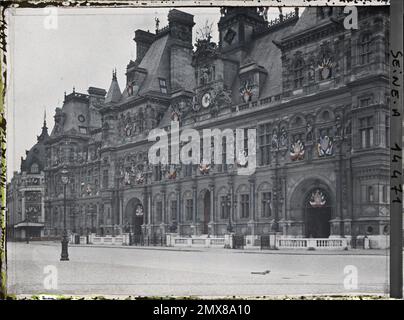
left=60, top=237, right=69, bottom=261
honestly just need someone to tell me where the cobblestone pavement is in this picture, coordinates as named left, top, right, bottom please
left=6, top=242, right=391, bottom=298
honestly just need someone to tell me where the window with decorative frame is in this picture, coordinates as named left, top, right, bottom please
left=220, top=195, right=230, bottom=219
left=155, top=201, right=163, bottom=223
left=359, top=33, right=372, bottom=65
left=293, top=58, right=304, bottom=89
left=185, top=199, right=193, bottom=221
left=259, top=123, right=271, bottom=166
left=261, top=192, right=272, bottom=218
left=240, top=194, right=250, bottom=218
left=170, top=200, right=177, bottom=221
left=359, top=116, right=374, bottom=148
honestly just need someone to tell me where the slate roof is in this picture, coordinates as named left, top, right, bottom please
left=105, top=72, right=122, bottom=104
left=20, top=121, right=49, bottom=173
left=137, top=35, right=170, bottom=95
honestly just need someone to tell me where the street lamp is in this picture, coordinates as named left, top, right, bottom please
left=226, top=194, right=233, bottom=233
left=60, top=166, right=69, bottom=261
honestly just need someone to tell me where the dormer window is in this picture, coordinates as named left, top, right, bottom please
left=159, top=78, right=168, bottom=94
left=31, top=163, right=39, bottom=173
left=79, top=126, right=87, bottom=134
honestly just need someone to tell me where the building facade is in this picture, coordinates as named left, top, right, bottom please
left=9, top=7, right=391, bottom=242
left=6, top=118, right=48, bottom=240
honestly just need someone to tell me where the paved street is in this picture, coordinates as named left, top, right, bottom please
left=7, top=242, right=392, bottom=298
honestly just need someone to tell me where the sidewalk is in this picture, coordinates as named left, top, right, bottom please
left=19, top=241, right=391, bottom=256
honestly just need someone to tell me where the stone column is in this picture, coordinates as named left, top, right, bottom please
left=21, top=190, right=25, bottom=222
left=41, top=190, right=45, bottom=223
left=176, top=184, right=181, bottom=234
left=208, top=181, right=215, bottom=235
left=161, top=184, right=167, bottom=234
left=192, top=184, right=197, bottom=235
left=248, top=175, right=256, bottom=235
left=331, top=139, right=344, bottom=237
left=228, top=178, right=235, bottom=232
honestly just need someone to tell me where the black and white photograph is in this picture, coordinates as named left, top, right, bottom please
left=0, top=0, right=403, bottom=303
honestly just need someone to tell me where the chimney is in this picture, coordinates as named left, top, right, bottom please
left=134, top=30, right=155, bottom=63
left=168, top=9, right=195, bottom=45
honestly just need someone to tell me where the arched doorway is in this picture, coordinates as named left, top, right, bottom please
left=124, top=198, right=144, bottom=235
left=203, top=190, right=210, bottom=234
left=304, top=189, right=331, bottom=238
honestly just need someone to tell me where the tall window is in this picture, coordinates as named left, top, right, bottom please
left=367, top=186, right=374, bottom=202
left=382, top=185, right=388, bottom=203
left=259, top=123, right=271, bottom=166
left=240, top=194, right=250, bottom=218
left=261, top=192, right=272, bottom=217
left=155, top=201, right=163, bottom=223
left=385, top=115, right=390, bottom=147
left=220, top=196, right=230, bottom=219
left=359, top=116, right=374, bottom=148
left=154, top=165, right=162, bottom=181
left=359, top=34, right=372, bottom=65
left=219, top=137, right=228, bottom=172
left=293, top=59, right=304, bottom=89
left=185, top=199, right=193, bottom=221
left=184, top=164, right=193, bottom=177
left=170, top=200, right=177, bottom=221
left=102, top=169, right=108, bottom=188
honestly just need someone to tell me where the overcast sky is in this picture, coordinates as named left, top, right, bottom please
left=5, top=6, right=293, bottom=181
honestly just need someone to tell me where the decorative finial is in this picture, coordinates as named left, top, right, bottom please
left=112, top=68, right=117, bottom=80
left=155, top=17, right=160, bottom=33
left=73, top=86, right=75, bottom=93
left=278, top=7, right=284, bottom=21
left=43, top=109, right=47, bottom=127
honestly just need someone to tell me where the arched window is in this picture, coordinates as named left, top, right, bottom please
left=293, top=59, right=304, bottom=89
left=359, top=34, right=372, bottom=65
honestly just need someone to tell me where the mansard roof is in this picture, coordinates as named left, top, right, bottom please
left=290, top=7, right=318, bottom=35
left=20, top=120, right=49, bottom=173
left=137, top=34, right=170, bottom=95
left=240, top=21, right=296, bottom=99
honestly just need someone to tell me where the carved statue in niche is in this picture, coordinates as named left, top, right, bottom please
left=124, top=112, right=133, bottom=137
left=335, top=115, right=343, bottom=137
left=279, top=127, right=288, bottom=148
left=306, top=122, right=313, bottom=142
left=199, top=66, right=210, bottom=86
left=308, top=60, right=316, bottom=82
left=271, top=129, right=279, bottom=149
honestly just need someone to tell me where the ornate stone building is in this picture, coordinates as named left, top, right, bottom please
left=10, top=7, right=391, bottom=243
left=6, top=117, right=49, bottom=240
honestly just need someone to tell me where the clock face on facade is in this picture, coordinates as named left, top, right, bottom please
left=201, top=92, right=211, bottom=108
left=78, top=114, right=86, bottom=123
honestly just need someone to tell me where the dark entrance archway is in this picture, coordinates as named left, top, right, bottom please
left=203, top=190, right=210, bottom=234
left=124, top=198, right=144, bottom=235
left=304, top=189, right=331, bottom=238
